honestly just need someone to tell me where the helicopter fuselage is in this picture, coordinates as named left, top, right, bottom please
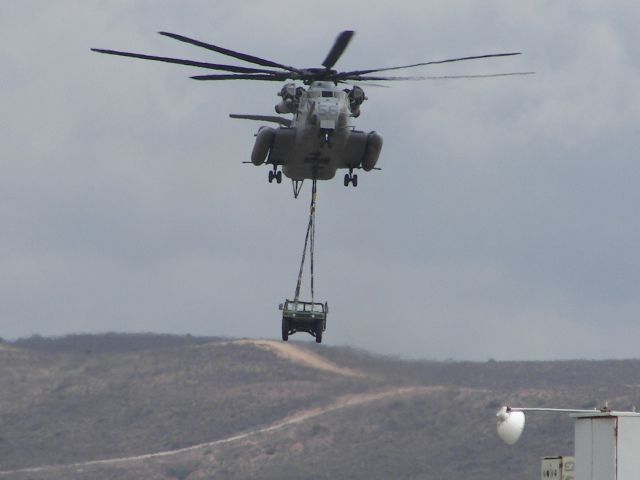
left=245, top=81, right=383, bottom=186
left=284, top=81, right=352, bottom=180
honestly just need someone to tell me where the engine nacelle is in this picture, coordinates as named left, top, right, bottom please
left=345, top=85, right=367, bottom=118
left=275, top=83, right=305, bottom=114
left=275, top=100, right=294, bottom=114
left=361, top=132, right=383, bottom=171
left=251, top=126, right=275, bottom=165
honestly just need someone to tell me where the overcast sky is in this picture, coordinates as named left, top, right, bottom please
left=1, top=1, right=639, bottom=360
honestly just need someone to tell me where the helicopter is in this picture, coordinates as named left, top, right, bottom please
left=92, top=31, right=530, bottom=197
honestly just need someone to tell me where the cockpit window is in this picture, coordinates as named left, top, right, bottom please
left=321, top=91, right=334, bottom=98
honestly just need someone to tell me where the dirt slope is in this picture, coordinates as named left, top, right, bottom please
left=0, top=386, right=436, bottom=477
left=215, top=339, right=367, bottom=378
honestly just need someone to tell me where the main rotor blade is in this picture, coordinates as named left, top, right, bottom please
left=338, top=52, right=522, bottom=77
left=339, top=81, right=391, bottom=88
left=159, top=31, right=303, bottom=73
left=91, top=48, right=283, bottom=74
left=322, top=30, right=355, bottom=69
left=191, top=73, right=291, bottom=81
left=341, top=71, right=535, bottom=81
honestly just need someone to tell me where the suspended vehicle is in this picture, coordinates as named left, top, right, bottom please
left=92, top=30, right=531, bottom=197
left=279, top=179, right=327, bottom=343
left=280, top=300, right=328, bottom=343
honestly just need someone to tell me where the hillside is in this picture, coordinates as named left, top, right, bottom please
left=0, top=334, right=639, bottom=479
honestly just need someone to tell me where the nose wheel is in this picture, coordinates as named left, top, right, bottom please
left=343, top=170, right=358, bottom=187
left=268, top=169, right=282, bottom=184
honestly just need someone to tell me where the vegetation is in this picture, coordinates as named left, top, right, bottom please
left=0, top=333, right=638, bottom=479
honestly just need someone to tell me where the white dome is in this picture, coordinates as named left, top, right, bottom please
left=496, top=407, right=526, bottom=445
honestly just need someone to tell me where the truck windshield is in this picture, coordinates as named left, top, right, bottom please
left=285, top=302, right=323, bottom=312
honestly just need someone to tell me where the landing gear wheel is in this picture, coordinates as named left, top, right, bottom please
left=315, top=322, right=323, bottom=343
left=268, top=170, right=274, bottom=183
left=282, top=319, right=289, bottom=342
left=276, top=171, right=282, bottom=184
left=344, top=169, right=358, bottom=188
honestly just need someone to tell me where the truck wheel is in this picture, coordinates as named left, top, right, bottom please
left=282, top=319, right=289, bottom=341
left=315, top=323, right=323, bottom=343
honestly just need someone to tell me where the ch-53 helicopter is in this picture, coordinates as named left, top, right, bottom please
left=93, top=31, right=529, bottom=197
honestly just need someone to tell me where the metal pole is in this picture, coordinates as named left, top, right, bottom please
left=310, top=180, right=317, bottom=304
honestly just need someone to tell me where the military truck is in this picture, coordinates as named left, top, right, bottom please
left=279, top=300, right=328, bottom=343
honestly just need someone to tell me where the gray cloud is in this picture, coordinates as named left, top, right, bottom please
left=1, top=1, right=639, bottom=360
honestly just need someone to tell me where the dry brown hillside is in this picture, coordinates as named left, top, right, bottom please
left=0, top=334, right=639, bottom=479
